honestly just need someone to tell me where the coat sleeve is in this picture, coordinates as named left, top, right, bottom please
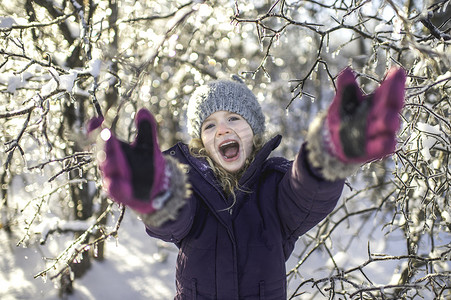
left=144, top=197, right=196, bottom=244
left=277, top=142, right=345, bottom=256
left=136, top=155, right=196, bottom=244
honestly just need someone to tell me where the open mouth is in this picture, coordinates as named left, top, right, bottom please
left=219, top=140, right=240, bottom=160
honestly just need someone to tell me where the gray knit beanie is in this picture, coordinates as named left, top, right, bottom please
left=187, top=75, right=266, bottom=139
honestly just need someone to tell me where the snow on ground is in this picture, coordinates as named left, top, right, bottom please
left=1, top=211, right=177, bottom=300
left=1, top=196, right=447, bottom=299
left=66, top=214, right=178, bottom=300
left=0, top=210, right=396, bottom=300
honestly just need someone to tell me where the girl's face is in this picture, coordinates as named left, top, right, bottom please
left=201, top=111, right=254, bottom=173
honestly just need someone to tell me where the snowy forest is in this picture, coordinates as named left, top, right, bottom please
left=0, top=0, right=450, bottom=299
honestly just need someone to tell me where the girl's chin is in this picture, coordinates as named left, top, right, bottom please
left=219, top=159, right=245, bottom=173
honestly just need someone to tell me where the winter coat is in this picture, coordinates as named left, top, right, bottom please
left=145, top=135, right=345, bottom=300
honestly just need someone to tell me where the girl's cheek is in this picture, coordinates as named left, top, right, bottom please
left=202, top=136, right=215, bottom=153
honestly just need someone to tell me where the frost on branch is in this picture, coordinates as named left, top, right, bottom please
left=1, top=0, right=450, bottom=299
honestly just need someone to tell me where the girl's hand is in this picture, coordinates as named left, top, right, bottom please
left=97, top=108, right=170, bottom=214
left=325, top=67, right=406, bottom=164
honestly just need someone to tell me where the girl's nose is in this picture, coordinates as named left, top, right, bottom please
left=216, top=122, right=231, bottom=136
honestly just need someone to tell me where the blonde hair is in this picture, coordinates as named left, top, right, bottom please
left=189, top=135, right=264, bottom=210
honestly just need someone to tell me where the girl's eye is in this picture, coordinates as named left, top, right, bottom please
left=204, top=123, right=215, bottom=130
left=229, top=116, right=240, bottom=122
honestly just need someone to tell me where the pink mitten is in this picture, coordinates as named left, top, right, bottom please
left=326, top=67, right=406, bottom=163
left=99, top=109, right=169, bottom=214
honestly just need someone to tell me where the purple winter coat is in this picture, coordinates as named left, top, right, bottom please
left=146, top=135, right=345, bottom=299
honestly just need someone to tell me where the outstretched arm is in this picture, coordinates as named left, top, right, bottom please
left=93, top=108, right=189, bottom=228
left=307, top=67, right=406, bottom=180
left=277, top=67, right=406, bottom=253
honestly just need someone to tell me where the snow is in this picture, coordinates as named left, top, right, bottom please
left=0, top=195, right=401, bottom=300
left=60, top=72, right=78, bottom=92
left=1, top=211, right=177, bottom=300
left=4, top=72, right=33, bottom=93
left=36, top=65, right=104, bottom=97
left=40, top=78, right=58, bottom=97
left=442, top=211, right=451, bottom=224
left=1, top=189, right=450, bottom=299
left=88, top=60, right=102, bottom=78
left=417, top=122, right=442, bottom=136
left=0, top=127, right=447, bottom=299
left=66, top=215, right=178, bottom=300
left=7, top=74, right=24, bottom=93
left=417, top=122, right=442, bottom=161
left=0, top=17, right=16, bottom=29
left=374, top=22, right=393, bottom=33
left=40, top=68, right=80, bottom=95
left=436, top=71, right=451, bottom=85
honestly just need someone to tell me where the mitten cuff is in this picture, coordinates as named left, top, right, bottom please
left=136, top=155, right=190, bottom=227
left=306, top=111, right=360, bottom=181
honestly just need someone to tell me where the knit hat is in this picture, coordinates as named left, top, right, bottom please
left=187, top=75, right=266, bottom=139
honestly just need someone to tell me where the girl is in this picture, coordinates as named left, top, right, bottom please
left=97, top=67, right=406, bottom=299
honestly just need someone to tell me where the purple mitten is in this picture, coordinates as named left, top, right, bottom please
left=99, top=108, right=169, bottom=214
left=87, top=116, right=104, bottom=133
left=326, top=67, right=406, bottom=163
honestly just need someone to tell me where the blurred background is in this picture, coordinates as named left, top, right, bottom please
left=0, top=0, right=450, bottom=299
